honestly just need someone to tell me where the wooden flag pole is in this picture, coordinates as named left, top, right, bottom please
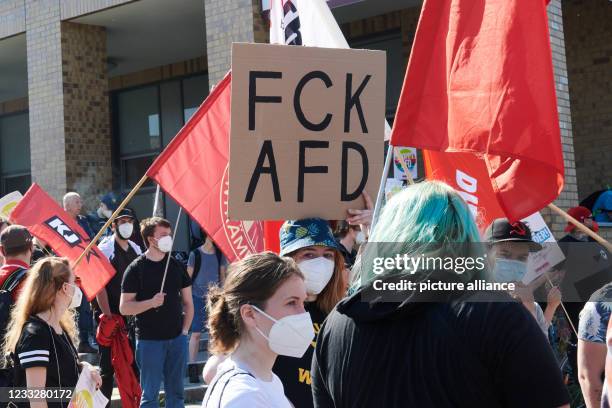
left=543, top=276, right=578, bottom=337
left=74, top=174, right=150, bottom=267
left=548, top=203, right=612, bottom=252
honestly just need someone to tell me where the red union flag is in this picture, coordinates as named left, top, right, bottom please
left=423, top=150, right=505, bottom=231
left=9, top=184, right=115, bottom=300
left=146, top=72, right=263, bottom=262
left=391, top=0, right=564, bottom=221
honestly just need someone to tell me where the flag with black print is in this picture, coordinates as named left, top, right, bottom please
left=281, top=0, right=302, bottom=45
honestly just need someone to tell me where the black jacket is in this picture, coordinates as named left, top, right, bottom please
left=311, top=277, right=569, bottom=408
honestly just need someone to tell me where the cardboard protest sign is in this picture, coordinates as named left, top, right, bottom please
left=69, top=364, right=108, bottom=408
left=393, top=147, right=418, bottom=181
left=521, top=212, right=566, bottom=285
left=0, top=191, right=22, bottom=219
left=229, top=43, right=386, bottom=220
left=385, top=178, right=405, bottom=201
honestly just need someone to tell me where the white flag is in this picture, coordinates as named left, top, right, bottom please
left=270, top=0, right=391, bottom=140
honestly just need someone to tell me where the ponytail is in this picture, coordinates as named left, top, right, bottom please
left=207, top=285, right=239, bottom=354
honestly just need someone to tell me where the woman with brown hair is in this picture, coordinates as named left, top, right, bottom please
left=202, top=251, right=314, bottom=407
left=3, top=257, right=101, bottom=408
left=273, top=218, right=347, bottom=408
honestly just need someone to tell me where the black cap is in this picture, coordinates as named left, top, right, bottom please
left=484, top=218, right=542, bottom=252
left=115, top=208, right=135, bottom=220
left=0, top=225, right=33, bottom=251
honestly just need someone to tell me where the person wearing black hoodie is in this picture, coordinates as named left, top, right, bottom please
left=311, top=181, right=570, bottom=408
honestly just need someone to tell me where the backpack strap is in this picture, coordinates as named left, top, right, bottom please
left=214, top=249, right=223, bottom=281
left=203, top=366, right=255, bottom=408
left=192, top=249, right=202, bottom=283
left=1, top=268, right=27, bottom=293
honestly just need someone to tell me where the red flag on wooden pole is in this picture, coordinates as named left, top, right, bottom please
left=9, top=184, right=115, bottom=300
left=146, top=72, right=264, bottom=262
left=391, top=0, right=564, bottom=221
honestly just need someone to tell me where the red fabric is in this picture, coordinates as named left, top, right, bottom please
left=146, top=72, right=263, bottom=263
left=263, top=221, right=284, bottom=253
left=96, top=314, right=141, bottom=408
left=8, top=184, right=115, bottom=300
left=391, top=0, right=564, bottom=222
left=0, top=259, right=30, bottom=301
left=423, top=150, right=505, bottom=232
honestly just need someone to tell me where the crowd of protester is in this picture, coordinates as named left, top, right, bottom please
left=0, top=184, right=610, bottom=407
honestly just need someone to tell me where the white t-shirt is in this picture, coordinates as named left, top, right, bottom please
left=202, top=357, right=292, bottom=408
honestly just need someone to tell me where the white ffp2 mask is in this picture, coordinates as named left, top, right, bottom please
left=157, top=236, right=173, bottom=253
left=66, top=284, right=83, bottom=309
left=118, top=223, right=134, bottom=240
left=298, top=257, right=335, bottom=295
left=252, top=305, right=314, bottom=358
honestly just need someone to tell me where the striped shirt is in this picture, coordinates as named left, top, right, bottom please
left=13, top=315, right=80, bottom=408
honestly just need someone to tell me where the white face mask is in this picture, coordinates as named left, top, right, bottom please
left=355, top=231, right=366, bottom=245
left=298, top=257, right=335, bottom=295
left=66, top=283, right=83, bottom=309
left=156, top=236, right=173, bottom=253
left=117, top=222, right=134, bottom=240
left=251, top=305, right=314, bottom=358
left=97, top=206, right=112, bottom=219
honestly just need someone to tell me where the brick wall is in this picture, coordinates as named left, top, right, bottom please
left=25, top=0, right=113, bottom=207
left=25, top=0, right=67, bottom=201
left=204, top=0, right=267, bottom=87
left=562, top=0, right=612, bottom=203
left=61, top=22, right=112, bottom=209
left=60, top=0, right=135, bottom=20
left=0, top=0, right=25, bottom=39
left=539, top=0, right=580, bottom=238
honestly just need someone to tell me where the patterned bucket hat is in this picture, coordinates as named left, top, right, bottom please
left=279, top=218, right=341, bottom=256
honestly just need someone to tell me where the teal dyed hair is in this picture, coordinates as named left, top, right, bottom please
left=354, top=180, right=487, bottom=287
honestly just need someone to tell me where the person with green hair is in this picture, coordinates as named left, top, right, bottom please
left=311, top=180, right=570, bottom=408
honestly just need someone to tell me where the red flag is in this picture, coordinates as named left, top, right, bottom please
left=9, top=184, right=115, bottom=300
left=146, top=72, right=264, bottom=262
left=263, top=220, right=284, bottom=253
left=391, top=0, right=564, bottom=221
left=423, top=150, right=505, bottom=231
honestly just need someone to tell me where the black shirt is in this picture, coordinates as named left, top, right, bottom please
left=104, top=240, right=139, bottom=314
left=13, top=316, right=80, bottom=408
left=121, top=254, right=191, bottom=340
left=273, top=302, right=326, bottom=408
left=312, top=289, right=570, bottom=408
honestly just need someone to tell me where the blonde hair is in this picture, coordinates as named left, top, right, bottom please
left=3, top=257, right=78, bottom=356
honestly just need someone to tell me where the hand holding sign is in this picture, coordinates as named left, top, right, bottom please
left=347, top=191, right=374, bottom=237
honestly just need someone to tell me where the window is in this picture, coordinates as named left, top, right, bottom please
left=350, top=32, right=406, bottom=120
left=0, top=112, right=31, bottom=195
left=112, top=74, right=209, bottom=251
left=183, top=75, right=209, bottom=122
